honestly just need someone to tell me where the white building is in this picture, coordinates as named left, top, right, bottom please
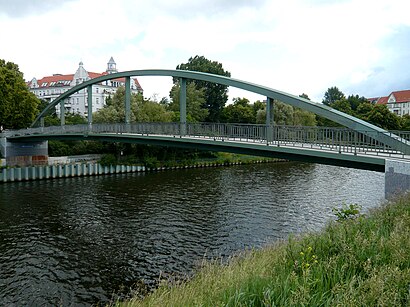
left=28, top=57, right=143, bottom=117
left=369, top=90, right=410, bottom=116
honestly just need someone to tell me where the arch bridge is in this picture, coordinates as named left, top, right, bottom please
left=2, top=69, right=410, bottom=174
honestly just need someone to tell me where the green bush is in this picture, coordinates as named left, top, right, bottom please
left=143, top=156, right=160, bottom=169
left=332, top=203, right=361, bottom=221
left=99, top=154, right=117, bottom=167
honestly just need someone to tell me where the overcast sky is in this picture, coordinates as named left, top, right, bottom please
left=1, top=0, right=409, bottom=103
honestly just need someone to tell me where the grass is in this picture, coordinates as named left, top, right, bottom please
left=114, top=195, right=410, bottom=307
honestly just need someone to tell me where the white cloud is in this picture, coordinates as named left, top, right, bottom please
left=1, top=0, right=410, bottom=103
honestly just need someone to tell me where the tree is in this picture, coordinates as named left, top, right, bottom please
left=295, top=94, right=316, bottom=126
left=346, top=94, right=368, bottom=112
left=366, top=104, right=401, bottom=130
left=356, top=102, right=374, bottom=119
left=401, top=114, right=410, bottom=131
left=322, top=86, right=345, bottom=106
left=254, top=96, right=316, bottom=126
left=169, top=82, right=208, bottom=122
left=293, top=108, right=317, bottom=126
left=176, top=55, right=231, bottom=122
left=135, top=100, right=173, bottom=122
left=0, top=59, right=39, bottom=129
left=221, top=97, right=255, bottom=123
left=331, top=98, right=354, bottom=115
left=93, top=87, right=173, bottom=123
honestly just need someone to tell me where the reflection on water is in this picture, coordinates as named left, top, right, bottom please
left=0, top=162, right=384, bottom=305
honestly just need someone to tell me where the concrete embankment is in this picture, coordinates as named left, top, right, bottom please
left=0, top=163, right=145, bottom=183
left=0, top=160, right=273, bottom=183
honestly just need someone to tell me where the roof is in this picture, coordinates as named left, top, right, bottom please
left=29, top=74, right=74, bottom=88
left=28, top=71, right=143, bottom=92
left=376, top=96, right=388, bottom=105
left=391, top=90, right=410, bottom=103
left=367, top=90, right=410, bottom=105
left=367, top=96, right=388, bottom=104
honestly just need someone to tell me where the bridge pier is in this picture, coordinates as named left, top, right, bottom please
left=0, top=137, right=48, bottom=167
left=385, top=159, right=410, bottom=199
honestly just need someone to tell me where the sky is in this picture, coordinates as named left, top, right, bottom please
left=1, top=0, right=410, bottom=103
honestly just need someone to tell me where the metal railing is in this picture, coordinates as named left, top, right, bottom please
left=2, top=123, right=410, bottom=158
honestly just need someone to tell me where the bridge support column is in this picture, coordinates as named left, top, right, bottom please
left=2, top=139, right=48, bottom=167
left=180, top=78, right=187, bottom=136
left=60, top=100, right=65, bottom=126
left=87, top=85, right=93, bottom=126
left=385, top=159, right=410, bottom=198
left=125, top=76, right=131, bottom=126
left=266, top=97, right=274, bottom=143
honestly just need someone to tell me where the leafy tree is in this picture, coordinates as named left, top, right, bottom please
left=356, top=102, right=374, bottom=119
left=274, top=100, right=294, bottom=125
left=366, top=104, right=401, bottom=130
left=93, top=87, right=173, bottom=123
left=252, top=100, right=265, bottom=117
left=0, top=59, right=39, bottom=129
left=293, top=108, right=317, bottom=126
left=331, top=98, right=354, bottom=115
left=401, top=114, right=410, bottom=131
left=168, top=82, right=208, bottom=122
left=254, top=97, right=316, bottom=126
left=176, top=55, right=231, bottom=122
left=221, top=97, right=255, bottom=123
left=295, top=94, right=316, bottom=126
left=346, top=94, right=368, bottom=111
left=318, top=88, right=349, bottom=127
left=322, top=86, right=345, bottom=106
left=135, top=100, right=173, bottom=122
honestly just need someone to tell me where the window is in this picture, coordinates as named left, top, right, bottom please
left=41, top=82, right=48, bottom=87
left=96, top=87, right=99, bottom=93
left=96, top=98, right=99, bottom=104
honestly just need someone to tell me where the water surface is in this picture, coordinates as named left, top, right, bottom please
left=0, top=162, right=384, bottom=305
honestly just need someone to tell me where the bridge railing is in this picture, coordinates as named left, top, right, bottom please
left=2, top=123, right=409, bottom=157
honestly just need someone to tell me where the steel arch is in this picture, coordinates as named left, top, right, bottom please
left=31, top=69, right=410, bottom=154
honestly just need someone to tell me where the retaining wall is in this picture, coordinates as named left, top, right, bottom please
left=0, top=160, right=273, bottom=183
left=0, top=163, right=145, bottom=183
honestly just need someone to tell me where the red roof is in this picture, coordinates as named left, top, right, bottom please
left=88, top=72, right=107, bottom=79
left=28, top=71, right=143, bottom=92
left=391, top=90, right=410, bottom=103
left=376, top=96, right=388, bottom=105
left=31, top=74, right=74, bottom=87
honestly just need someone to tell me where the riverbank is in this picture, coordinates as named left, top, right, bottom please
left=117, top=195, right=410, bottom=306
left=0, top=154, right=281, bottom=183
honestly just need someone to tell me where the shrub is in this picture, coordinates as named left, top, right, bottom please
left=99, top=154, right=117, bottom=167
left=332, top=203, right=361, bottom=221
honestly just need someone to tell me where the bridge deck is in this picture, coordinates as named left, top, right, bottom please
left=4, top=123, right=410, bottom=172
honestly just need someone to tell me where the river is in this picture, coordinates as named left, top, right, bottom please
left=0, top=162, right=384, bottom=306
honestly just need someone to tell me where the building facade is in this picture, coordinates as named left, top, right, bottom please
left=28, top=57, right=143, bottom=117
left=369, top=90, right=410, bottom=116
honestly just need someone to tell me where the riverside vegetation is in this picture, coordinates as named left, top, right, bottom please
left=115, top=195, right=410, bottom=306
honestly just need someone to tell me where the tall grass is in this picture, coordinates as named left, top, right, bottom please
left=116, top=195, right=410, bottom=307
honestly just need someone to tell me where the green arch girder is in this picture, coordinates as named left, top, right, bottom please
left=32, top=69, right=410, bottom=154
